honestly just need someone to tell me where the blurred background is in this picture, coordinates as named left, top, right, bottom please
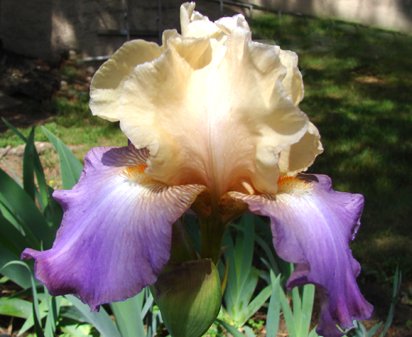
left=1, top=0, right=412, bottom=61
left=0, top=1, right=411, bottom=336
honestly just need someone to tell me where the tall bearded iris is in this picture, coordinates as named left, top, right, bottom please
left=23, top=3, right=372, bottom=336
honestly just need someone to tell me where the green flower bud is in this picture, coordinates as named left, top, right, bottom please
left=152, top=259, right=222, bottom=337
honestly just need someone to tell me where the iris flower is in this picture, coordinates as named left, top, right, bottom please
left=23, top=3, right=372, bottom=336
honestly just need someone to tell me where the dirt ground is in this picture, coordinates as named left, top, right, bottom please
left=0, top=50, right=60, bottom=131
left=0, top=142, right=62, bottom=189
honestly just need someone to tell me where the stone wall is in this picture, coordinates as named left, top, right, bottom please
left=0, top=0, right=232, bottom=61
left=0, top=0, right=411, bottom=61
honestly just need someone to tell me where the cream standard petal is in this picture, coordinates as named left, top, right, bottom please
left=279, top=122, right=323, bottom=175
left=180, top=2, right=221, bottom=38
left=90, top=4, right=314, bottom=196
left=90, top=39, right=161, bottom=121
left=180, top=2, right=250, bottom=38
left=279, top=49, right=304, bottom=105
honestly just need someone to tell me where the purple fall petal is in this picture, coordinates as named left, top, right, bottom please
left=22, top=145, right=204, bottom=310
left=230, top=174, right=373, bottom=337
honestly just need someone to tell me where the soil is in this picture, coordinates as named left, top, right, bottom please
left=0, top=51, right=61, bottom=132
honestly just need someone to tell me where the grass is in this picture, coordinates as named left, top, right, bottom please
left=0, top=62, right=127, bottom=157
left=252, top=13, right=412, bottom=281
left=1, top=12, right=411, bottom=283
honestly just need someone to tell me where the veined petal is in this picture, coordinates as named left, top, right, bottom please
left=22, top=145, right=204, bottom=310
left=230, top=174, right=373, bottom=336
left=90, top=3, right=313, bottom=196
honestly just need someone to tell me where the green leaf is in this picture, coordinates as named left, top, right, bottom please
left=111, top=293, right=146, bottom=337
left=0, top=297, right=32, bottom=318
left=236, top=216, right=255, bottom=290
left=278, top=284, right=297, bottom=337
left=238, top=268, right=258, bottom=313
left=245, top=284, right=271, bottom=324
left=141, top=288, right=154, bottom=319
left=367, top=322, right=383, bottom=337
left=41, top=126, right=82, bottom=189
left=32, top=150, right=50, bottom=213
left=66, top=295, right=121, bottom=337
left=23, top=128, right=37, bottom=200
left=379, top=267, right=402, bottom=337
left=18, top=299, right=48, bottom=336
left=32, top=299, right=46, bottom=337
left=255, top=234, right=280, bottom=275
left=243, top=325, right=257, bottom=337
left=0, top=211, right=27, bottom=254
left=223, top=217, right=269, bottom=328
left=0, top=168, right=52, bottom=247
left=266, top=272, right=281, bottom=337
left=42, top=186, right=63, bottom=230
left=44, top=293, right=61, bottom=337
left=25, top=261, right=42, bottom=323
left=60, top=324, right=93, bottom=337
left=60, top=304, right=89, bottom=323
left=1, top=261, right=46, bottom=336
left=2, top=120, right=50, bottom=210
left=308, top=328, right=319, bottom=337
left=1, top=117, right=27, bottom=141
left=216, top=319, right=246, bottom=337
left=292, top=287, right=302, bottom=332
left=300, top=284, right=315, bottom=336
left=0, top=213, right=30, bottom=288
left=0, top=257, right=31, bottom=289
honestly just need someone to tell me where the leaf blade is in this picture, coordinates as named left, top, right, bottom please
left=111, top=293, right=146, bottom=337
left=66, top=295, right=121, bottom=337
left=41, top=126, right=82, bottom=189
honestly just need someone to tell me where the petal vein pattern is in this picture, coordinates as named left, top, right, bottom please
left=22, top=145, right=204, bottom=310
left=230, top=174, right=373, bottom=336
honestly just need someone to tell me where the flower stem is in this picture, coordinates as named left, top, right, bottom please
left=199, top=215, right=225, bottom=263
left=169, top=220, right=198, bottom=264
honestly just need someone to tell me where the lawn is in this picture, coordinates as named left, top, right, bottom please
left=0, top=63, right=127, bottom=152
left=1, top=10, right=411, bottom=334
left=251, top=13, right=412, bottom=282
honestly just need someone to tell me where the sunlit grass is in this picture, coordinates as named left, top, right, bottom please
left=0, top=82, right=126, bottom=152
left=253, top=13, right=412, bottom=279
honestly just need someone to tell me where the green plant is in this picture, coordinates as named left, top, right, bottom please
left=0, top=123, right=402, bottom=337
left=347, top=268, right=402, bottom=337
left=0, top=124, right=162, bottom=337
left=221, top=215, right=272, bottom=328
